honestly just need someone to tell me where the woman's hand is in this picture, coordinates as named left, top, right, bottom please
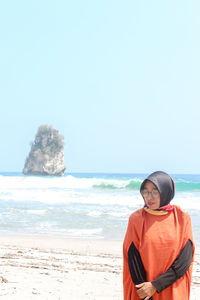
left=136, top=282, right=156, bottom=299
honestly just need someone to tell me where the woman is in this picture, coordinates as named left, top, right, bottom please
left=123, top=171, right=194, bottom=300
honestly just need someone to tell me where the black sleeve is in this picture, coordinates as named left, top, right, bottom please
left=152, top=239, right=193, bottom=293
left=128, top=242, right=153, bottom=300
left=128, top=241, right=147, bottom=285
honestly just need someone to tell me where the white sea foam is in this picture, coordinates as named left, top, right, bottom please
left=87, top=211, right=102, bottom=217
left=27, top=210, right=47, bottom=215
left=66, top=228, right=103, bottom=238
left=173, top=196, right=200, bottom=210
left=1, top=186, right=200, bottom=212
left=106, top=211, right=132, bottom=217
left=0, top=185, right=143, bottom=207
left=0, top=174, right=141, bottom=190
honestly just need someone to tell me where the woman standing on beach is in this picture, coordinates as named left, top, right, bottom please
left=123, top=171, right=194, bottom=300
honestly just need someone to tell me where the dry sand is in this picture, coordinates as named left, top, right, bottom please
left=0, top=235, right=199, bottom=299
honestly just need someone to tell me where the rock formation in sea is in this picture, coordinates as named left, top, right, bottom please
left=23, top=125, right=66, bottom=176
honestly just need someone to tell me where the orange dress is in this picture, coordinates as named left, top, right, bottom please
left=123, top=205, right=194, bottom=299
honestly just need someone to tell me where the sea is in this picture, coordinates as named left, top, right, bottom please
left=0, top=172, right=200, bottom=246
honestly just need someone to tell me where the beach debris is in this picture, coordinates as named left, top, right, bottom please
left=0, top=276, right=8, bottom=283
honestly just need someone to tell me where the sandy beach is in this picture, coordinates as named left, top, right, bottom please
left=0, top=235, right=199, bottom=299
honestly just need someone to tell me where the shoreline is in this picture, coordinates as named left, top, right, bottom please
left=0, top=235, right=199, bottom=299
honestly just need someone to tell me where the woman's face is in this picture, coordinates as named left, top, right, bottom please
left=142, top=180, right=160, bottom=209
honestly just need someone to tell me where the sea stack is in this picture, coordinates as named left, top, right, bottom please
left=23, top=125, right=66, bottom=176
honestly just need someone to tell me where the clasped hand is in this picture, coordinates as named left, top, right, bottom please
left=136, top=282, right=156, bottom=300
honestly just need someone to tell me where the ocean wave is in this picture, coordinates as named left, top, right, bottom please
left=1, top=188, right=200, bottom=211
left=93, top=179, right=142, bottom=190
left=1, top=174, right=200, bottom=211
left=1, top=174, right=200, bottom=192
left=0, top=174, right=142, bottom=191
left=0, top=188, right=143, bottom=207
left=175, top=181, right=200, bottom=192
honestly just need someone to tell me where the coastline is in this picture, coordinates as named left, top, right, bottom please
left=0, top=235, right=199, bottom=299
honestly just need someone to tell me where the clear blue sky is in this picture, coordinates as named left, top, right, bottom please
left=0, top=0, right=200, bottom=173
